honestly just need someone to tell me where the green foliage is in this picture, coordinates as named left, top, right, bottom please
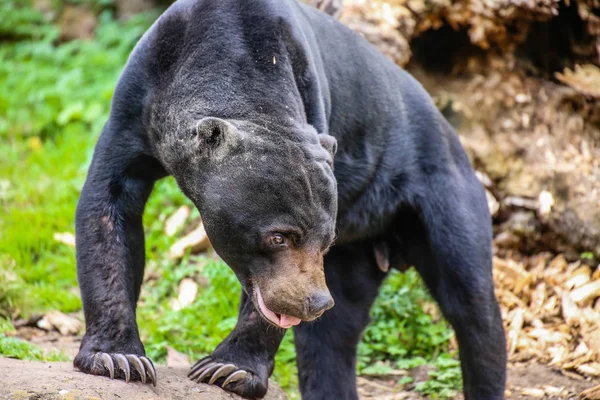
left=0, top=0, right=53, bottom=39
left=415, top=354, right=462, bottom=398
left=358, top=269, right=455, bottom=368
left=0, top=1, right=156, bottom=316
left=581, top=252, right=595, bottom=260
left=0, top=334, right=69, bottom=361
left=0, top=8, right=155, bottom=140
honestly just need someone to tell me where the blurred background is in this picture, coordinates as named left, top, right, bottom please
left=1, top=0, right=600, bottom=398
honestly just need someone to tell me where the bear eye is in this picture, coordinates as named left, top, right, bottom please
left=270, top=234, right=287, bottom=247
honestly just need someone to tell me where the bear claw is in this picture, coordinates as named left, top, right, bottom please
left=188, top=359, right=248, bottom=388
left=95, top=352, right=156, bottom=386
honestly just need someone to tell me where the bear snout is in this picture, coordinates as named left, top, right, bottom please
left=256, top=279, right=334, bottom=324
left=303, top=290, right=334, bottom=319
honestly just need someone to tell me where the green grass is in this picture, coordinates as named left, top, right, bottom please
left=0, top=1, right=461, bottom=397
left=0, top=318, right=69, bottom=361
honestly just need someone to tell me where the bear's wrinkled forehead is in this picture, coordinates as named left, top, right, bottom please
left=206, top=136, right=337, bottom=231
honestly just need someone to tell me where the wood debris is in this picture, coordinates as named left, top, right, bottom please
left=169, top=278, right=199, bottom=311
left=168, top=222, right=210, bottom=260
left=493, top=252, right=600, bottom=389
left=555, top=64, right=600, bottom=98
left=53, top=232, right=75, bottom=247
left=36, top=311, right=82, bottom=336
left=164, top=205, right=191, bottom=237
left=582, top=384, right=600, bottom=400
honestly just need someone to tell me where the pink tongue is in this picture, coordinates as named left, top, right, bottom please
left=279, top=314, right=301, bottom=329
left=256, top=287, right=302, bottom=329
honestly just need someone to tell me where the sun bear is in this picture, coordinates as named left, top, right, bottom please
left=74, top=0, right=507, bottom=398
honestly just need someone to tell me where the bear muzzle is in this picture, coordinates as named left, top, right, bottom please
left=253, top=284, right=334, bottom=329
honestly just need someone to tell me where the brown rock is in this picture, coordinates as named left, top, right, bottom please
left=0, top=358, right=286, bottom=400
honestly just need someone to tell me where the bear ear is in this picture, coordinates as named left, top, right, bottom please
left=194, top=117, right=241, bottom=153
left=318, top=133, right=337, bottom=160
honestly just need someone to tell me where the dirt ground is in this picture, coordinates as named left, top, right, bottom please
left=0, top=357, right=286, bottom=400
left=9, top=328, right=600, bottom=400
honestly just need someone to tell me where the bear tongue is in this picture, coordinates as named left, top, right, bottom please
left=279, top=314, right=301, bottom=329
left=255, top=287, right=301, bottom=329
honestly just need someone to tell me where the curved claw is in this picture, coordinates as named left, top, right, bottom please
left=189, top=357, right=213, bottom=377
left=222, top=370, right=248, bottom=388
left=140, top=357, right=157, bottom=387
left=99, top=353, right=115, bottom=379
left=127, top=355, right=146, bottom=384
left=113, top=353, right=131, bottom=383
left=208, top=364, right=237, bottom=385
left=195, top=362, right=223, bottom=383
left=189, top=360, right=217, bottom=381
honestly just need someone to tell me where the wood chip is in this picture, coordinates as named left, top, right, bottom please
left=53, top=232, right=75, bottom=247
left=577, top=362, right=600, bottom=377
left=520, top=387, right=545, bottom=397
left=164, top=206, right=191, bottom=237
left=508, top=308, right=524, bottom=356
left=581, top=384, right=600, bottom=400
left=555, top=64, right=600, bottom=98
left=168, top=223, right=210, bottom=259
left=571, top=280, right=600, bottom=306
left=36, top=311, right=82, bottom=336
left=566, top=265, right=592, bottom=289
left=561, top=292, right=581, bottom=324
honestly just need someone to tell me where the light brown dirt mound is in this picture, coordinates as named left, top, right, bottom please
left=0, top=358, right=287, bottom=400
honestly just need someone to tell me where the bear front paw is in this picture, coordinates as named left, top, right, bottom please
left=74, top=350, right=157, bottom=386
left=189, top=356, right=268, bottom=398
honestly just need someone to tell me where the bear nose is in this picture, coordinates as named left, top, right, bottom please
left=305, top=291, right=335, bottom=317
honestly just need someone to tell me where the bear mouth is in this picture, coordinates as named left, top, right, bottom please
left=253, top=286, right=302, bottom=329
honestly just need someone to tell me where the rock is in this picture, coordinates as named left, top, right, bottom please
left=166, top=347, right=190, bottom=368
left=0, top=358, right=287, bottom=400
